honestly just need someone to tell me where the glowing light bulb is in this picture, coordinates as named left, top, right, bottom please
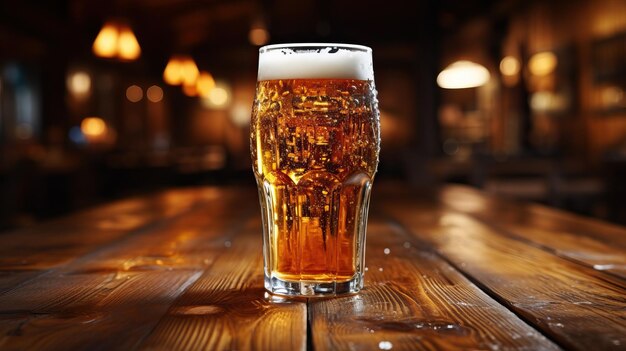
left=196, top=71, right=216, bottom=98
left=500, top=56, right=520, bottom=76
left=92, top=23, right=118, bottom=58
left=163, top=56, right=183, bottom=85
left=437, top=60, right=490, bottom=89
left=81, top=117, right=107, bottom=138
left=529, top=52, right=557, bottom=76
left=117, top=25, right=141, bottom=60
left=181, top=57, right=199, bottom=87
left=67, top=71, right=91, bottom=96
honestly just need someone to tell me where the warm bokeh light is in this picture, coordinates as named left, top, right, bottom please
left=92, top=23, right=118, bottom=58
left=92, top=22, right=141, bottom=61
left=196, top=71, right=216, bottom=98
left=67, top=71, right=91, bottom=97
left=182, top=83, right=198, bottom=97
left=163, top=56, right=183, bottom=85
left=249, top=28, right=270, bottom=46
left=437, top=60, right=491, bottom=89
left=529, top=51, right=557, bottom=76
left=163, top=56, right=199, bottom=88
left=230, top=102, right=251, bottom=126
left=249, top=18, right=270, bottom=46
left=181, top=57, right=199, bottom=87
left=146, top=85, right=164, bottom=102
left=81, top=117, right=107, bottom=138
left=208, top=86, right=228, bottom=106
left=117, top=25, right=141, bottom=60
left=201, top=82, right=230, bottom=108
left=126, top=85, right=143, bottom=102
left=500, top=56, right=520, bottom=76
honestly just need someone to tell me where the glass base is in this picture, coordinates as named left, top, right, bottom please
left=265, top=273, right=363, bottom=297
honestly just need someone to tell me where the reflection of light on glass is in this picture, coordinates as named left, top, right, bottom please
left=146, top=85, right=164, bottom=102
left=230, top=102, right=250, bottom=126
left=67, top=71, right=91, bottom=96
left=117, top=25, right=141, bottom=60
left=437, top=61, right=490, bottom=89
left=81, top=117, right=107, bottom=137
left=529, top=52, right=557, bottom=76
left=126, top=85, right=143, bottom=102
left=92, top=22, right=118, bottom=58
left=163, top=56, right=183, bottom=85
left=500, top=56, right=520, bottom=76
left=196, top=71, right=216, bottom=98
left=6, top=63, right=40, bottom=140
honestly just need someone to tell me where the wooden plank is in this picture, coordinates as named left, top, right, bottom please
left=438, top=185, right=626, bottom=279
left=383, top=198, right=626, bottom=350
left=309, top=218, right=560, bottom=351
left=0, top=188, right=215, bottom=294
left=0, top=187, right=265, bottom=350
left=137, top=221, right=307, bottom=351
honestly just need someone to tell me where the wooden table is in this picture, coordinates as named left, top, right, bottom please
left=1, top=184, right=625, bottom=350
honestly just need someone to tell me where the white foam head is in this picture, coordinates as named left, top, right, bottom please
left=257, top=43, right=374, bottom=81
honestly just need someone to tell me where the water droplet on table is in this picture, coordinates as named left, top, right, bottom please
left=378, top=340, right=393, bottom=350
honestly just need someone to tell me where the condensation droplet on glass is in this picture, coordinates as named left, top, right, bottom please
left=378, top=340, right=393, bottom=350
left=224, top=241, right=232, bottom=248
left=383, top=248, right=390, bottom=255
left=403, top=242, right=411, bottom=248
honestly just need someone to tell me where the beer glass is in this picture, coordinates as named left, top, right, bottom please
left=251, top=43, right=380, bottom=297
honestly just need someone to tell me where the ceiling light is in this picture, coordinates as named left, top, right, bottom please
left=437, top=60, right=490, bottom=89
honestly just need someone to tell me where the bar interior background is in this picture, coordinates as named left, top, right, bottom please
left=1, top=0, right=625, bottom=230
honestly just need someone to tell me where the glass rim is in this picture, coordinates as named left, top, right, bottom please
left=259, top=43, right=371, bottom=54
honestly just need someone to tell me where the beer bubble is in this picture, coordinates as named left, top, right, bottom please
left=270, top=101, right=281, bottom=111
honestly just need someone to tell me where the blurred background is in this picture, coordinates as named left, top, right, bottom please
left=1, top=0, right=626, bottom=230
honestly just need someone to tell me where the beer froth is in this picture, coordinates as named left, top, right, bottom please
left=257, top=43, right=374, bottom=81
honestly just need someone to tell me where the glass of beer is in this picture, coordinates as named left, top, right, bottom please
left=251, top=43, right=380, bottom=297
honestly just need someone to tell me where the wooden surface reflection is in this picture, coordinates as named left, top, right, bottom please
left=0, top=184, right=625, bottom=350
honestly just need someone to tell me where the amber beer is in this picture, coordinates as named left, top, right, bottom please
left=251, top=44, right=380, bottom=296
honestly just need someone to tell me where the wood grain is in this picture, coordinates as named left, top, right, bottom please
left=0, top=189, right=212, bottom=294
left=0, top=187, right=268, bottom=350
left=438, top=185, right=626, bottom=279
left=309, top=218, right=560, bottom=351
left=382, top=195, right=626, bottom=350
left=2, top=184, right=626, bottom=350
left=137, top=220, right=307, bottom=351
